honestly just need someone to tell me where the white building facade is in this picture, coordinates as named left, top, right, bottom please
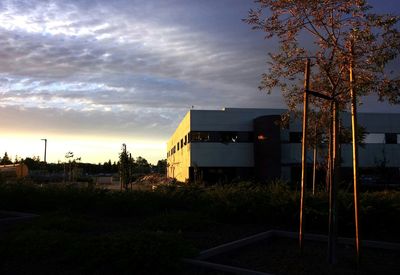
left=167, top=108, right=400, bottom=184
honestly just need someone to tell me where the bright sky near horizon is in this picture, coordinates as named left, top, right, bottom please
left=0, top=0, right=399, bottom=164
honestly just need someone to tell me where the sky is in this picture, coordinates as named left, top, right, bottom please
left=0, top=0, right=399, bottom=164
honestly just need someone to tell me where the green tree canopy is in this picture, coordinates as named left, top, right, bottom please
left=0, top=152, right=12, bottom=165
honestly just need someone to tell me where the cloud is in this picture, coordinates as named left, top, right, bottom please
left=3, top=1, right=394, bottom=137
left=0, top=0, right=397, bottom=163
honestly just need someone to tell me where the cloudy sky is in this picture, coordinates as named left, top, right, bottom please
left=0, top=0, right=399, bottom=164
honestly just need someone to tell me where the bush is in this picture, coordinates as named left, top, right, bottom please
left=0, top=182, right=399, bottom=241
left=0, top=228, right=195, bottom=274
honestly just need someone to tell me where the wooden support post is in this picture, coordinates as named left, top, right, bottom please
left=312, top=120, right=317, bottom=196
left=299, top=58, right=310, bottom=251
left=328, top=100, right=339, bottom=264
left=350, top=40, right=361, bottom=265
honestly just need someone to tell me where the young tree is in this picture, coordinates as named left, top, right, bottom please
left=245, top=0, right=400, bottom=110
left=119, top=144, right=134, bottom=190
left=245, top=0, right=400, bottom=264
left=64, top=151, right=74, bottom=183
left=245, top=1, right=399, bottom=198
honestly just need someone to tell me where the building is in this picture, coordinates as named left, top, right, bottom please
left=166, top=108, right=400, bottom=184
left=0, top=164, right=29, bottom=179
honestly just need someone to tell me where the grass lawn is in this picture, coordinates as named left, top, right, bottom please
left=0, top=182, right=399, bottom=274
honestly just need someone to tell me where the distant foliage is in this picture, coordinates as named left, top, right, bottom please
left=0, top=152, right=12, bottom=165
left=119, top=143, right=134, bottom=190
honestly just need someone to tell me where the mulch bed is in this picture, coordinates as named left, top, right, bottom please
left=206, top=237, right=400, bottom=275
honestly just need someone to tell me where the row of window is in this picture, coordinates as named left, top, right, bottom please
left=167, top=131, right=399, bottom=157
left=167, top=131, right=254, bottom=157
left=365, top=133, right=399, bottom=144
left=190, top=131, right=253, bottom=143
left=289, top=132, right=399, bottom=144
left=167, top=133, right=189, bottom=158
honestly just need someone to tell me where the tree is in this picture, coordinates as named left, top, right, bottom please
left=135, top=156, right=151, bottom=174
left=245, top=0, right=400, bottom=264
left=155, top=159, right=167, bottom=175
left=23, top=157, right=41, bottom=170
left=64, top=151, right=74, bottom=183
left=245, top=0, right=400, bottom=110
left=245, top=1, right=400, bottom=202
left=0, top=152, right=12, bottom=165
left=245, top=0, right=400, bottom=165
left=119, top=144, right=134, bottom=190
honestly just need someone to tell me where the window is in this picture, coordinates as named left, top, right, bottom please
left=189, top=131, right=253, bottom=143
left=364, top=133, right=384, bottom=144
left=237, top=132, right=253, bottom=142
left=289, top=132, right=302, bottom=143
left=184, top=135, right=187, bottom=145
left=180, top=139, right=183, bottom=148
left=177, top=142, right=180, bottom=151
left=385, top=133, right=397, bottom=144
left=190, top=132, right=210, bottom=142
left=220, top=132, right=239, bottom=143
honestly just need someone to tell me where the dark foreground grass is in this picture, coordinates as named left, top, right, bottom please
left=0, top=182, right=399, bottom=274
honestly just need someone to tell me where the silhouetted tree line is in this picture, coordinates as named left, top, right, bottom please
left=0, top=151, right=166, bottom=176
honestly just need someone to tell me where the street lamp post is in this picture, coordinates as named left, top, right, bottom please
left=41, top=139, right=47, bottom=163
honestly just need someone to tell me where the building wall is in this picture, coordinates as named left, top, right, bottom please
left=190, top=108, right=286, bottom=131
left=342, top=144, right=400, bottom=168
left=0, top=164, right=29, bottom=178
left=282, top=112, right=400, bottom=170
left=166, top=111, right=191, bottom=182
left=191, top=143, right=254, bottom=167
left=189, top=108, right=285, bottom=174
left=167, top=108, right=400, bottom=183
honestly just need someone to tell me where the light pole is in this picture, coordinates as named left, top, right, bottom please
left=41, top=139, right=47, bottom=163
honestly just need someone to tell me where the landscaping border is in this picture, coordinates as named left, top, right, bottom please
left=183, top=230, right=400, bottom=274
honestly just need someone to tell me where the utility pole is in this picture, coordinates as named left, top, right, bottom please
left=41, top=139, right=47, bottom=163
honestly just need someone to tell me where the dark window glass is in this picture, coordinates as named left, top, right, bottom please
left=385, top=133, right=397, bottom=144
left=180, top=139, right=183, bottom=148
left=184, top=135, right=187, bottom=145
left=237, top=132, right=253, bottom=142
left=190, top=132, right=210, bottom=142
left=189, top=131, right=253, bottom=143
left=289, top=132, right=302, bottom=143
left=220, top=132, right=238, bottom=143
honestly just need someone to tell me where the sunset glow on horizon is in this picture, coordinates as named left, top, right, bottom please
left=0, top=131, right=166, bottom=164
